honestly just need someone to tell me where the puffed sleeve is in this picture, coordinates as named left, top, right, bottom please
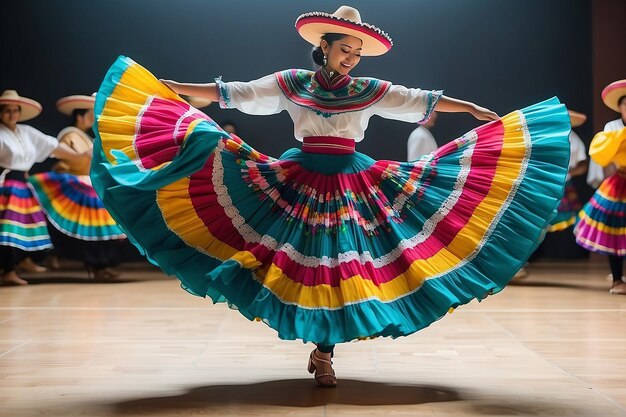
left=568, top=131, right=587, bottom=169
left=589, top=127, right=626, bottom=167
left=215, top=74, right=286, bottom=115
left=25, top=125, right=58, bottom=162
left=372, top=83, right=443, bottom=124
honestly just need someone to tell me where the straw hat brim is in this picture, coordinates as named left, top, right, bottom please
left=568, top=110, right=587, bottom=128
left=601, top=79, right=626, bottom=112
left=56, top=95, right=96, bottom=116
left=296, top=16, right=392, bottom=56
left=0, top=96, right=42, bottom=122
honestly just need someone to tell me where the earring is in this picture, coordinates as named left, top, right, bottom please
left=323, top=54, right=327, bottom=66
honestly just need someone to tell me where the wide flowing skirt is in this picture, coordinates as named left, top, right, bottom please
left=575, top=173, right=626, bottom=256
left=28, top=172, right=125, bottom=241
left=91, top=56, right=570, bottom=345
left=0, top=172, right=52, bottom=251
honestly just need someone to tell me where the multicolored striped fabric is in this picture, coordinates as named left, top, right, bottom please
left=274, top=69, right=391, bottom=117
left=92, top=56, right=570, bottom=345
left=0, top=173, right=52, bottom=251
left=575, top=174, right=626, bottom=255
left=575, top=128, right=626, bottom=255
left=547, top=180, right=581, bottom=232
left=28, top=172, right=126, bottom=241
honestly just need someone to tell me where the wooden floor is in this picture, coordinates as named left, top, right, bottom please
left=1, top=260, right=625, bottom=417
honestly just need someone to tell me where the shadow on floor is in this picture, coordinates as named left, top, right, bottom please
left=112, top=379, right=461, bottom=411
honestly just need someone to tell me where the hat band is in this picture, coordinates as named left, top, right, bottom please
left=296, top=17, right=392, bottom=51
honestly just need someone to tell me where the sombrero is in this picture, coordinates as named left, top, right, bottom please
left=0, top=90, right=42, bottom=122
left=295, top=5, right=392, bottom=56
left=56, top=93, right=96, bottom=116
left=601, top=79, right=626, bottom=112
left=568, top=110, right=587, bottom=128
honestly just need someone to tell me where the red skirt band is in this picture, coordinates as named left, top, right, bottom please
left=302, top=136, right=356, bottom=155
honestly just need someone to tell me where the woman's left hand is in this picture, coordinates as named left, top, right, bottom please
left=471, top=105, right=499, bottom=121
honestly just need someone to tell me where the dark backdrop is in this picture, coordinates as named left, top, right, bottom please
left=2, top=0, right=595, bottom=258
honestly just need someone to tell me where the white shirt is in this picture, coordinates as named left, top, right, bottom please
left=407, top=126, right=437, bottom=161
left=219, top=73, right=438, bottom=142
left=0, top=124, right=58, bottom=171
left=567, top=131, right=587, bottom=180
left=586, top=118, right=625, bottom=187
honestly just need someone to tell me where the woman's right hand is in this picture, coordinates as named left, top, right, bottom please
left=471, top=104, right=499, bottom=121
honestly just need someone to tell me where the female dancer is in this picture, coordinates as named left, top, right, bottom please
left=91, top=6, right=570, bottom=385
left=575, top=79, right=626, bottom=294
left=0, top=90, right=89, bottom=285
left=28, top=94, right=128, bottom=281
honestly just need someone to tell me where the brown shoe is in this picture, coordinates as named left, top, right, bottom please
left=307, top=349, right=337, bottom=387
left=609, top=281, right=626, bottom=295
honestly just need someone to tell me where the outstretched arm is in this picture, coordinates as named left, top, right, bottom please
left=160, top=80, right=220, bottom=102
left=435, top=96, right=499, bottom=121
left=161, top=74, right=285, bottom=115
left=52, top=142, right=91, bottom=163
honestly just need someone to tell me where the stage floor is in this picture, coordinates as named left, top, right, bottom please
left=1, top=260, right=625, bottom=416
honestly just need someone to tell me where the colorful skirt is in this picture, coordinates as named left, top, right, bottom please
left=0, top=171, right=52, bottom=251
left=91, top=56, right=570, bottom=345
left=575, top=173, right=626, bottom=256
left=27, top=172, right=125, bottom=241
left=547, top=179, right=582, bottom=232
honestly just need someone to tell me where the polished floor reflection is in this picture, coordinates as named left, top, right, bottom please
left=1, top=260, right=625, bottom=416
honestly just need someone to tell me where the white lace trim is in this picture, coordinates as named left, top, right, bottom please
left=213, top=141, right=263, bottom=243
left=211, top=135, right=512, bottom=270
left=416, top=111, right=532, bottom=281
left=174, top=109, right=198, bottom=143
left=132, top=95, right=155, bottom=171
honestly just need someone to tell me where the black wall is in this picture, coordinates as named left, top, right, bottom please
left=1, top=0, right=596, bottom=259
left=2, top=0, right=593, bottom=159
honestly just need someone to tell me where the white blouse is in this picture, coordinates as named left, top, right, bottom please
left=218, top=72, right=439, bottom=142
left=0, top=124, right=58, bottom=171
left=407, top=126, right=438, bottom=161
left=567, top=131, right=587, bottom=180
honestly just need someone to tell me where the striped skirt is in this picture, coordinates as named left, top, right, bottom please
left=90, top=56, right=570, bottom=345
left=0, top=170, right=52, bottom=251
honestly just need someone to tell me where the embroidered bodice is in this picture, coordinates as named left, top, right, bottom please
left=216, top=69, right=442, bottom=142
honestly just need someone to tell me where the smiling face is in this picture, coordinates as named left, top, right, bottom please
left=0, top=104, right=20, bottom=130
left=321, top=35, right=363, bottom=76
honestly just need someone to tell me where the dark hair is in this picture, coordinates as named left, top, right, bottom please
left=618, top=95, right=626, bottom=107
left=71, top=108, right=89, bottom=125
left=311, top=33, right=348, bottom=66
